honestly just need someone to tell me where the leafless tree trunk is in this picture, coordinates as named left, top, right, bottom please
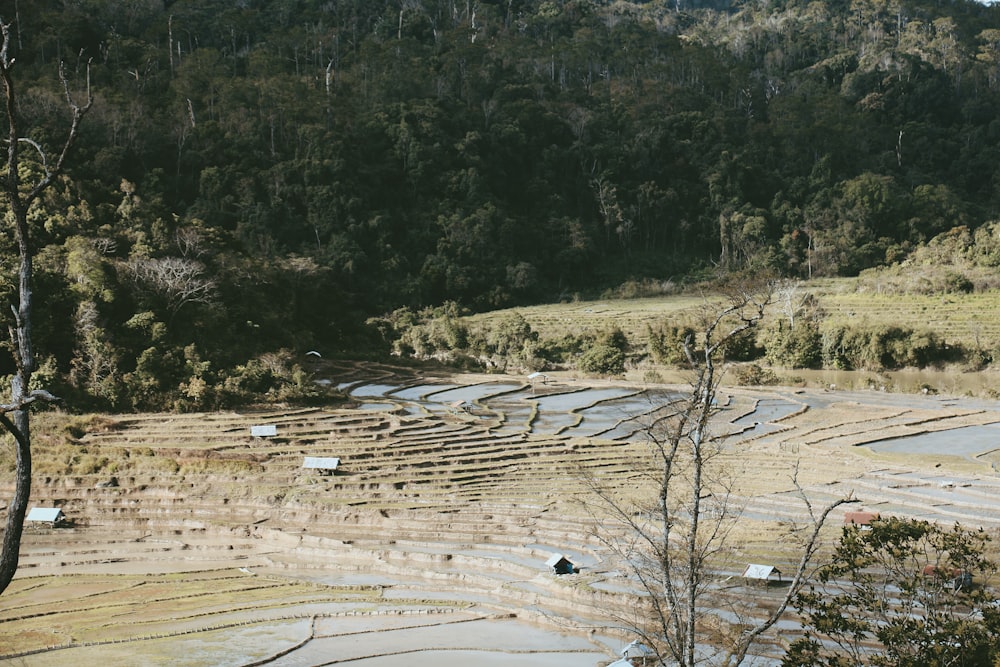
left=122, top=256, right=217, bottom=317
left=588, top=279, right=855, bottom=666
left=0, top=21, right=92, bottom=596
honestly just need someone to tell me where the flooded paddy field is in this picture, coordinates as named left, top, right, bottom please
left=5, top=363, right=1000, bottom=665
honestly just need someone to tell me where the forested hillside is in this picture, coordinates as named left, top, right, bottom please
left=3, top=0, right=1000, bottom=409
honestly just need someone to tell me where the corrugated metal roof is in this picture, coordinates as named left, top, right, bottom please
left=845, top=511, right=880, bottom=525
left=742, top=563, right=778, bottom=579
left=303, top=456, right=340, bottom=470
left=621, top=640, right=654, bottom=657
left=545, top=553, right=568, bottom=567
left=250, top=424, right=277, bottom=437
left=26, top=507, right=64, bottom=522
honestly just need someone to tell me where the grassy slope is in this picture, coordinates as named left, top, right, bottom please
left=463, top=278, right=1000, bottom=352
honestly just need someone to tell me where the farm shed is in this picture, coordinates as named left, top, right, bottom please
left=26, top=507, right=65, bottom=527
left=250, top=424, right=277, bottom=437
left=303, top=457, right=340, bottom=475
left=844, top=511, right=880, bottom=527
left=922, top=564, right=973, bottom=591
left=742, top=563, right=781, bottom=583
left=544, top=553, right=576, bottom=575
left=620, top=640, right=654, bottom=665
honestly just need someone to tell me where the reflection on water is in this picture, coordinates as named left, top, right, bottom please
left=345, top=377, right=1000, bottom=460
left=358, top=403, right=396, bottom=411
left=428, top=384, right=522, bottom=403
left=533, top=387, right=636, bottom=411
left=733, top=397, right=801, bottom=426
left=349, top=384, right=400, bottom=397
left=866, top=423, right=1000, bottom=458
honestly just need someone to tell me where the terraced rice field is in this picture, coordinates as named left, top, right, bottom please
left=4, top=361, right=1000, bottom=665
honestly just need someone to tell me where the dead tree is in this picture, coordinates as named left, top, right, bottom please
left=589, top=279, right=855, bottom=666
left=0, top=21, right=92, bottom=596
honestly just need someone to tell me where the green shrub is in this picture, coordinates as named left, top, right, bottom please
left=821, top=324, right=956, bottom=370
left=579, top=327, right=629, bottom=375
left=536, top=333, right=589, bottom=365
left=942, top=270, right=974, bottom=294
left=647, top=322, right=695, bottom=366
left=720, top=327, right=760, bottom=362
left=471, top=312, right=541, bottom=372
left=733, top=363, right=779, bottom=386
left=763, top=321, right=822, bottom=369
left=579, top=344, right=626, bottom=375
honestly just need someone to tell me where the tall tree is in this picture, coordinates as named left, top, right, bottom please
left=0, top=20, right=92, bottom=595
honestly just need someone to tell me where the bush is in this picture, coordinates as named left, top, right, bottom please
left=579, top=344, right=626, bottom=375
left=733, top=363, right=779, bottom=386
left=720, top=326, right=760, bottom=362
left=647, top=322, right=696, bottom=366
left=579, top=327, right=629, bottom=375
left=763, top=321, right=822, bottom=369
left=536, top=333, right=589, bottom=365
left=821, top=324, right=956, bottom=370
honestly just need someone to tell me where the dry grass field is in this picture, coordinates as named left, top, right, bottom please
left=2, top=356, right=1000, bottom=665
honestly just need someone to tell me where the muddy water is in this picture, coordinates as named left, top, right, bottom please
left=784, top=368, right=1000, bottom=396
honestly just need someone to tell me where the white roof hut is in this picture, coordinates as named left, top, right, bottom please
left=742, top=563, right=782, bottom=583
left=26, top=507, right=65, bottom=526
left=608, top=640, right=654, bottom=666
left=545, top=553, right=576, bottom=575
left=250, top=424, right=277, bottom=437
left=303, top=457, right=340, bottom=475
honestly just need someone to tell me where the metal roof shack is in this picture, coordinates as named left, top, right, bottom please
left=250, top=424, right=277, bottom=438
left=544, top=553, right=576, bottom=575
left=607, top=640, right=654, bottom=666
left=844, top=511, right=880, bottom=528
left=742, top=563, right=782, bottom=584
left=26, top=507, right=65, bottom=527
left=922, top=564, right=973, bottom=591
left=621, top=640, right=653, bottom=665
left=303, top=457, right=340, bottom=475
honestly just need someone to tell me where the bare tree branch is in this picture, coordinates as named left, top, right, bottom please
left=586, top=278, right=854, bottom=667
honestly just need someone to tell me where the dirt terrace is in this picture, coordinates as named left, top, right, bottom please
left=3, top=362, right=1000, bottom=665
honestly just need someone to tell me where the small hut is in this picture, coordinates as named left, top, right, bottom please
left=26, top=507, right=65, bottom=527
left=250, top=424, right=277, bottom=438
left=527, top=372, right=550, bottom=384
left=742, top=563, right=782, bottom=585
left=620, top=640, right=654, bottom=665
left=545, top=553, right=576, bottom=575
left=922, top=564, right=973, bottom=591
left=303, top=457, right=340, bottom=476
left=844, top=511, right=880, bottom=529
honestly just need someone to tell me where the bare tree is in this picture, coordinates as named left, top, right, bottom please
left=590, top=279, right=854, bottom=666
left=122, top=256, right=217, bottom=317
left=0, top=21, right=93, bottom=595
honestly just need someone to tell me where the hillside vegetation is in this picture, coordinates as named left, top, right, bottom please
left=375, top=268, right=1000, bottom=388
left=2, top=0, right=1000, bottom=410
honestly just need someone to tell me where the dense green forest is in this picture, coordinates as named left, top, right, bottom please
left=3, top=0, right=1000, bottom=409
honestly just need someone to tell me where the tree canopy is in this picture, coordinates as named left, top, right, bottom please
left=3, top=0, right=1000, bottom=408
